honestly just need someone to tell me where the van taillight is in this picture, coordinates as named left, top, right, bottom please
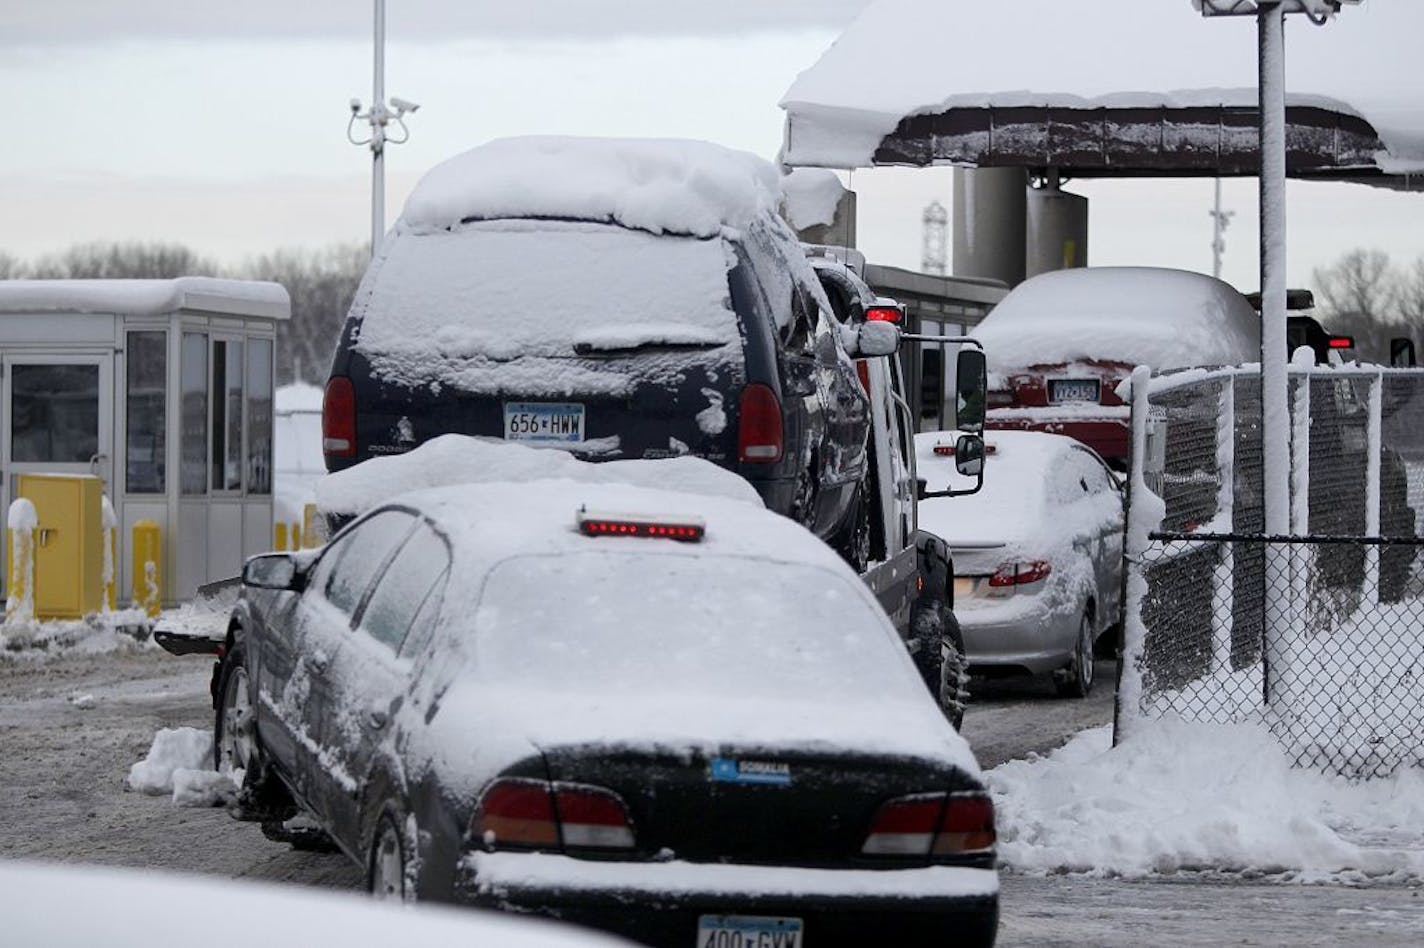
left=738, top=384, right=783, bottom=463
left=323, top=376, right=356, bottom=458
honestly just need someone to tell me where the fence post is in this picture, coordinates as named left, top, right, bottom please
left=5, top=499, right=38, bottom=624
left=1364, top=371, right=1383, bottom=602
left=131, top=520, right=162, bottom=618
left=1210, top=376, right=1236, bottom=675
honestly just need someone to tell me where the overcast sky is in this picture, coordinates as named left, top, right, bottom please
left=3, top=0, right=1421, bottom=296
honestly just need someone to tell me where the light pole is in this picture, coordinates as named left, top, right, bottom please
left=1209, top=177, right=1234, bottom=280
left=347, top=0, right=419, bottom=257
left=1194, top=0, right=1359, bottom=710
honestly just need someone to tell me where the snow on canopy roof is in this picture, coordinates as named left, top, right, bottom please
left=974, top=267, right=1260, bottom=372
left=400, top=136, right=783, bottom=239
left=0, top=277, right=290, bottom=319
left=781, top=0, right=1424, bottom=173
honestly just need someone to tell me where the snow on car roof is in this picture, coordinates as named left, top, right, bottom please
left=915, top=429, right=1105, bottom=547
left=974, top=267, right=1260, bottom=373
left=2, top=861, right=629, bottom=948
left=781, top=0, right=1424, bottom=172
left=400, top=136, right=782, bottom=239
left=316, top=435, right=762, bottom=519
left=0, top=277, right=290, bottom=319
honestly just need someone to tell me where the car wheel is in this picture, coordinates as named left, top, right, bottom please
left=1053, top=611, right=1096, bottom=699
left=368, top=811, right=412, bottom=902
left=214, top=649, right=255, bottom=777
left=833, top=478, right=872, bottom=573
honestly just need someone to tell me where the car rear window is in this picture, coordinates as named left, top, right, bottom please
left=471, top=552, right=913, bottom=699
left=353, top=221, right=741, bottom=392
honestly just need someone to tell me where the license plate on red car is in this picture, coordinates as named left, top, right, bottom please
left=697, top=915, right=802, bottom=947
left=1048, top=379, right=1100, bottom=403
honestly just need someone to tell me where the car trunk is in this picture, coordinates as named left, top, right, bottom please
left=539, top=744, right=974, bottom=867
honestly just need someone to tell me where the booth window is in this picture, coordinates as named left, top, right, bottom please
left=211, top=340, right=244, bottom=492
left=11, top=364, right=99, bottom=464
left=246, top=339, right=273, bottom=495
left=181, top=333, right=208, bottom=495
left=126, top=331, right=167, bottom=493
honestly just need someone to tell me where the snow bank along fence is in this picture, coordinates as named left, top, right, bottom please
left=1117, top=364, right=1424, bottom=778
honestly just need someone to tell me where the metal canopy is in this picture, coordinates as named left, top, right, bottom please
left=868, top=104, right=1418, bottom=191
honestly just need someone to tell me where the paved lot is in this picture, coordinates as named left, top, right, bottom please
left=1, top=648, right=1420, bottom=945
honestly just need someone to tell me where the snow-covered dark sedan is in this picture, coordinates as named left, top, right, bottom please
left=217, top=477, right=998, bottom=948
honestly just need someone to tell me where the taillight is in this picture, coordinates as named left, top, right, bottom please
left=472, top=778, right=558, bottom=848
left=862, top=792, right=995, bottom=857
left=554, top=784, right=637, bottom=850
left=987, top=560, right=1053, bottom=587
left=472, top=778, right=635, bottom=852
left=864, top=306, right=902, bottom=323
left=322, top=376, right=356, bottom=458
left=738, top=383, right=783, bottom=463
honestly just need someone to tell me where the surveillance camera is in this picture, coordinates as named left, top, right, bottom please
left=390, top=96, right=420, bottom=114
left=349, top=97, right=362, bottom=113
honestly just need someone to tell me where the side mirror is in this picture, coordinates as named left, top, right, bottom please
left=1391, top=338, right=1417, bottom=368
left=847, top=321, right=901, bottom=358
left=955, top=348, right=988, bottom=434
left=954, top=434, right=985, bottom=477
left=243, top=553, right=302, bottom=591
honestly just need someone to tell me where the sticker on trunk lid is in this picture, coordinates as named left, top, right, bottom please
left=710, top=758, right=792, bottom=786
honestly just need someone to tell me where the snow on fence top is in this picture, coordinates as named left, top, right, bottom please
left=400, top=136, right=783, bottom=239
left=781, top=0, right=1424, bottom=173
left=974, top=267, right=1261, bottom=372
left=0, top=277, right=290, bottom=319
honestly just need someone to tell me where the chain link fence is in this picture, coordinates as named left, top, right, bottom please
left=1119, top=366, right=1424, bottom=778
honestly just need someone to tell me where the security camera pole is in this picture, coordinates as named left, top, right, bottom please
left=347, top=0, right=419, bottom=257
left=1195, top=0, right=1358, bottom=711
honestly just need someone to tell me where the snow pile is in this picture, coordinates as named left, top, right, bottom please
left=0, top=609, right=155, bottom=661
left=316, top=434, right=762, bottom=518
left=975, top=268, right=1259, bottom=373
left=989, top=719, right=1424, bottom=882
left=351, top=220, right=741, bottom=394
left=401, top=136, right=781, bottom=238
left=128, top=727, right=236, bottom=807
left=781, top=168, right=846, bottom=231
left=782, top=0, right=1424, bottom=172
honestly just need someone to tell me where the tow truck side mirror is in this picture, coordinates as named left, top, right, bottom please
left=844, top=321, right=901, bottom=359
left=955, top=349, right=987, bottom=434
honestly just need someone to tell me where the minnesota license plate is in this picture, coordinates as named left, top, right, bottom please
left=503, top=402, right=585, bottom=443
left=1048, top=379, right=1100, bottom=404
left=697, top=916, right=802, bottom=948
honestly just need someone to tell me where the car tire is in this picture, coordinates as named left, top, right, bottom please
left=1053, top=611, right=1096, bottom=699
left=368, top=810, right=414, bottom=902
left=213, top=648, right=255, bottom=777
left=910, top=593, right=967, bottom=730
left=940, top=608, right=970, bottom=731
left=832, top=478, right=872, bottom=574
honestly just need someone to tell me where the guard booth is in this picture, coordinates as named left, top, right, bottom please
left=0, top=278, right=290, bottom=607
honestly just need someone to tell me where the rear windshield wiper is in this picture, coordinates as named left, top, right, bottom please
left=573, top=340, right=724, bottom=357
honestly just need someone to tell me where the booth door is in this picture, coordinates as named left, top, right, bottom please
left=2, top=354, right=114, bottom=596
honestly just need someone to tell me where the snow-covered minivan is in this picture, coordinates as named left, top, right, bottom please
left=323, top=137, right=886, bottom=554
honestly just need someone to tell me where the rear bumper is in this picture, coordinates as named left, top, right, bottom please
left=958, top=599, right=1077, bottom=675
left=986, top=415, right=1130, bottom=466
left=456, top=853, right=998, bottom=948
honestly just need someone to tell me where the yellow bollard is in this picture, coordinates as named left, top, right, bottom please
left=292, top=523, right=302, bottom=550
left=5, top=499, right=38, bottom=623
left=301, top=503, right=323, bottom=549
left=101, top=497, right=117, bottom=612
left=274, top=521, right=290, bottom=552
left=131, top=519, right=162, bottom=618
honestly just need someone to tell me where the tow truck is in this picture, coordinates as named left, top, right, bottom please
left=810, top=250, right=987, bottom=728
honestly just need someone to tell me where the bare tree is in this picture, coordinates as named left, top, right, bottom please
left=0, top=252, right=27, bottom=279
left=28, top=241, right=219, bottom=279
left=1396, top=258, right=1424, bottom=327
left=239, top=244, right=369, bottom=385
left=1311, top=249, right=1405, bottom=363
